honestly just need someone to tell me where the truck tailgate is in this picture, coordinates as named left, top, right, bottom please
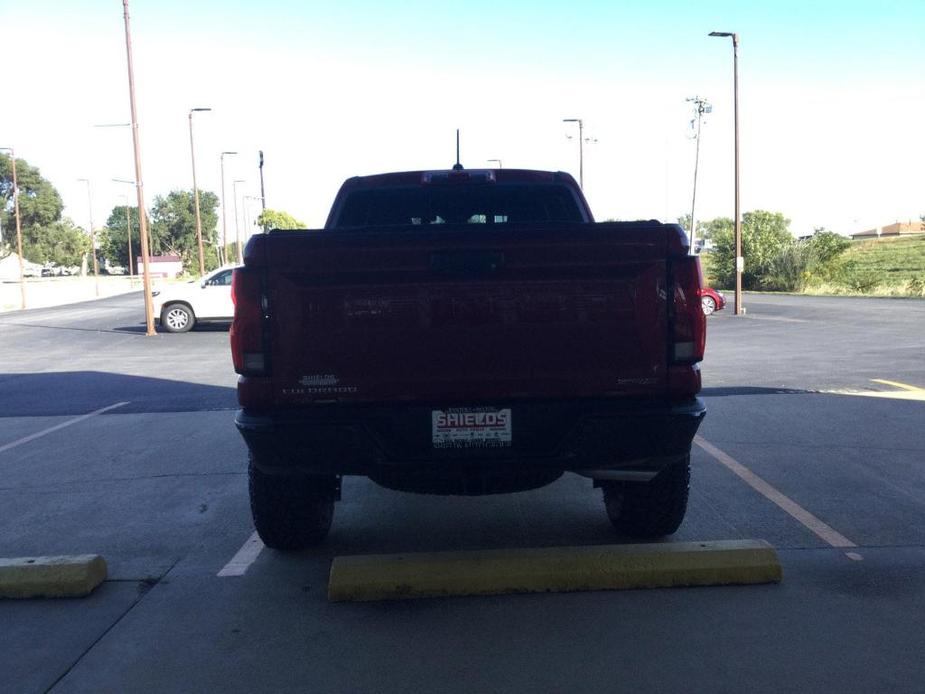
left=260, top=224, right=670, bottom=406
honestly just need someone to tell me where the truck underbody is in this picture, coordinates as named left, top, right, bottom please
left=237, top=396, right=704, bottom=495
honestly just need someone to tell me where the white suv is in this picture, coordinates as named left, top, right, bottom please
left=152, top=266, right=237, bottom=333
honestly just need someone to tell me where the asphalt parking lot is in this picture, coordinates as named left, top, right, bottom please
left=1, top=292, right=924, bottom=693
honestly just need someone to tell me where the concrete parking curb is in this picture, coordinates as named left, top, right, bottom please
left=0, top=555, right=107, bottom=599
left=328, top=539, right=782, bottom=602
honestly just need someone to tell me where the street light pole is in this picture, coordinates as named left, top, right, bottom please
left=94, top=124, right=138, bottom=276
left=686, top=97, right=712, bottom=254
left=563, top=119, right=584, bottom=189
left=121, top=194, right=134, bottom=278
left=122, top=0, right=156, bottom=336
left=258, top=151, right=266, bottom=231
left=220, top=151, right=237, bottom=265
left=188, top=107, right=212, bottom=277
left=77, top=178, right=100, bottom=296
left=93, top=125, right=143, bottom=279
left=113, top=179, right=140, bottom=276
left=0, top=147, right=25, bottom=309
left=243, top=195, right=263, bottom=242
left=233, top=179, right=245, bottom=264
left=710, top=31, right=743, bottom=315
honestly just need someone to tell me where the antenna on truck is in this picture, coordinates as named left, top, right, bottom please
left=452, top=129, right=464, bottom=171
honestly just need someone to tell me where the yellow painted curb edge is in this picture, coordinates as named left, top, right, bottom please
left=0, top=555, right=108, bottom=599
left=328, top=540, right=782, bottom=602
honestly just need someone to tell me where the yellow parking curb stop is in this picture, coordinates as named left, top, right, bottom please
left=328, top=539, right=782, bottom=602
left=0, top=555, right=108, bottom=599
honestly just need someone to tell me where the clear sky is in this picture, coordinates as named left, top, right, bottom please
left=2, top=0, right=923, bottom=242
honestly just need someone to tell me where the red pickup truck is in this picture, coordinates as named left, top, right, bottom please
left=231, top=168, right=706, bottom=549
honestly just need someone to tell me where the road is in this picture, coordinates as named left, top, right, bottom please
left=1, top=292, right=924, bottom=693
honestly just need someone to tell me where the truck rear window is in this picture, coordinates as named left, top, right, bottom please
left=332, top=184, right=585, bottom=228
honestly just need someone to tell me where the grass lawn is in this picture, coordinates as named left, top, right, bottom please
left=843, top=235, right=925, bottom=283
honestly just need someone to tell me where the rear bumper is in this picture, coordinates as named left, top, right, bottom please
left=235, top=397, right=705, bottom=477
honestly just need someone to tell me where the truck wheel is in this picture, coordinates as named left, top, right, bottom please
left=161, top=303, right=195, bottom=333
left=248, top=456, right=336, bottom=550
left=601, top=455, right=690, bottom=538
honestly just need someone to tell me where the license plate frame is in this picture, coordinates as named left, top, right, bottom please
left=431, top=407, right=512, bottom=449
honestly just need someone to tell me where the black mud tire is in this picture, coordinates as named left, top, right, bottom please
left=601, top=455, right=690, bottom=538
left=248, top=456, right=336, bottom=550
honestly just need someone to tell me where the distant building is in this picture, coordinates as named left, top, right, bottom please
left=851, top=221, right=925, bottom=240
left=137, top=254, right=183, bottom=278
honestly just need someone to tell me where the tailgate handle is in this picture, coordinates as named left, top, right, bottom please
left=430, top=250, right=505, bottom=276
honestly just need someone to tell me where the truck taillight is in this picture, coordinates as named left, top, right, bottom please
left=230, top=267, right=268, bottom=375
left=669, top=256, right=706, bottom=364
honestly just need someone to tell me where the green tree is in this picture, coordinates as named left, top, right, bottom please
left=100, top=205, right=144, bottom=271
left=23, top=218, right=90, bottom=267
left=676, top=214, right=710, bottom=236
left=1, top=153, right=65, bottom=261
left=701, top=217, right=733, bottom=242
left=806, top=228, right=851, bottom=266
left=257, top=208, right=306, bottom=230
left=148, top=190, right=220, bottom=273
left=711, top=211, right=793, bottom=289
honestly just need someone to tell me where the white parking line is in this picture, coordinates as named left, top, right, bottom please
left=0, top=401, right=129, bottom=455
left=217, top=532, right=265, bottom=577
left=743, top=315, right=809, bottom=323
left=824, top=378, right=925, bottom=402
left=869, top=379, right=924, bottom=392
left=9, top=307, right=120, bottom=324
left=694, top=435, right=859, bottom=557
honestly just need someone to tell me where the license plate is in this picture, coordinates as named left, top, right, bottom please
left=432, top=408, right=512, bottom=449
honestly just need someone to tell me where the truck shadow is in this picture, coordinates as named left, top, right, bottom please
left=701, top=386, right=811, bottom=397
left=0, top=371, right=238, bottom=417
left=113, top=322, right=231, bottom=334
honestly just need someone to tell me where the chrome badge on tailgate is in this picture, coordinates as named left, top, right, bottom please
left=432, top=408, right=512, bottom=449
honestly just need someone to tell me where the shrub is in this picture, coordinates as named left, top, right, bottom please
left=762, top=242, right=813, bottom=292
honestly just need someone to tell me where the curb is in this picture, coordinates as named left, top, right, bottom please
left=328, top=539, right=782, bottom=602
left=0, top=555, right=108, bottom=599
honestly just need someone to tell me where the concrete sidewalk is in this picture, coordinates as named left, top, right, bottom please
left=0, top=276, right=140, bottom=312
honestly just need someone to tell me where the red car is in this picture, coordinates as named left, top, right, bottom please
left=699, top=287, right=726, bottom=315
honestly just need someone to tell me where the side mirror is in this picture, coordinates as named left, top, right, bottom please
left=200, top=278, right=208, bottom=288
